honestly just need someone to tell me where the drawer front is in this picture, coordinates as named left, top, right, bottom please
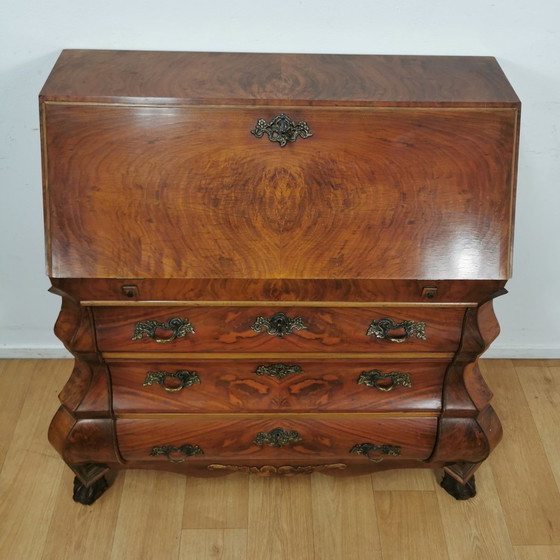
left=94, top=305, right=465, bottom=353
left=110, top=359, right=447, bottom=413
left=116, top=416, right=438, bottom=462
left=45, top=104, right=516, bottom=280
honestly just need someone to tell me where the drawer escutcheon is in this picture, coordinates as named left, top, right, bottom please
left=357, top=370, right=412, bottom=392
left=251, top=312, right=308, bottom=337
left=132, top=317, right=195, bottom=343
left=254, top=363, right=304, bottom=380
left=250, top=113, right=313, bottom=147
left=253, top=427, right=303, bottom=448
left=143, top=369, right=200, bottom=392
left=366, top=318, right=426, bottom=343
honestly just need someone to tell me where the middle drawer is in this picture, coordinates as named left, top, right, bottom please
left=109, top=359, right=448, bottom=413
left=93, top=305, right=465, bottom=353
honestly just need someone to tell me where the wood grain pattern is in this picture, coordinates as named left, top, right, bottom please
left=43, top=103, right=517, bottom=280
left=40, top=51, right=519, bottom=107
left=109, top=359, right=447, bottom=413
left=116, top=416, right=438, bottom=462
left=51, top=277, right=507, bottom=304
left=93, top=305, right=465, bottom=353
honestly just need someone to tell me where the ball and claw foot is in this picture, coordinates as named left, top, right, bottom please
left=72, top=475, right=109, bottom=505
left=440, top=472, right=476, bottom=500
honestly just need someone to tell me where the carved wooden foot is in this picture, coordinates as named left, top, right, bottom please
left=440, top=472, right=476, bottom=500
left=72, top=476, right=109, bottom=505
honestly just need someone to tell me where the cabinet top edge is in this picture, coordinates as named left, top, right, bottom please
left=39, top=50, right=521, bottom=107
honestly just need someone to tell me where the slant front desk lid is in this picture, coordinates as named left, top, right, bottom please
left=40, top=50, right=520, bottom=280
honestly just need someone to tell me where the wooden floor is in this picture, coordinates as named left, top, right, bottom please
left=1, top=359, right=559, bottom=559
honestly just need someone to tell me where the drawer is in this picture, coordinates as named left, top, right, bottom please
left=110, top=359, right=447, bottom=413
left=93, top=305, right=465, bottom=353
left=116, top=416, right=438, bottom=463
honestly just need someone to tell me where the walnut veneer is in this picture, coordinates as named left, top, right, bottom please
left=40, top=50, right=520, bottom=504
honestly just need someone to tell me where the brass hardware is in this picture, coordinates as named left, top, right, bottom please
left=143, top=369, right=200, bottom=392
left=251, top=113, right=313, bottom=147
left=132, top=317, right=194, bottom=343
left=366, top=318, right=426, bottom=343
left=255, top=363, right=303, bottom=380
left=150, top=444, right=203, bottom=463
left=421, top=286, right=438, bottom=300
left=207, top=463, right=347, bottom=476
left=251, top=312, right=308, bottom=337
left=357, top=370, right=412, bottom=391
left=253, top=427, right=302, bottom=448
left=349, top=443, right=401, bottom=463
left=121, top=284, right=138, bottom=298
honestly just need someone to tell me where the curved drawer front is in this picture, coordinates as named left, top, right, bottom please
left=116, top=416, right=438, bottom=462
left=93, top=305, right=465, bottom=353
left=110, top=359, right=447, bottom=413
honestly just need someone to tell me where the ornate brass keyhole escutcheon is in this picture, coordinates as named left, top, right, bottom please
left=251, top=312, right=308, bottom=337
left=251, top=113, right=313, bottom=147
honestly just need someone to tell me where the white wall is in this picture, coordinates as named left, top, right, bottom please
left=1, top=0, right=559, bottom=357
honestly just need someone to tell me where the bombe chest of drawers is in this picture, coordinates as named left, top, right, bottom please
left=40, top=50, right=520, bottom=504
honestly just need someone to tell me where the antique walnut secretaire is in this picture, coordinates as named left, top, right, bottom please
left=40, top=50, right=520, bottom=504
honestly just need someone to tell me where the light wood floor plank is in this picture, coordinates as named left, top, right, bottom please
left=41, top=469, right=124, bottom=560
left=247, top=476, right=314, bottom=560
left=0, top=448, right=63, bottom=560
left=311, top=474, right=381, bottom=560
left=182, top=474, right=249, bottom=529
left=516, top=363, right=560, bottom=487
left=436, top=463, right=515, bottom=559
left=179, top=529, right=247, bottom=560
left=481, top=359, right=560, bottom=545
left=371, top=467, right=436, bottom=491
left=0, top=359, right=34, bottom=470
left=375, top=491, right=449, bottom=560
left=109, top=470, right=186, bottom=560
left=514, top=545, right=560, bottom=559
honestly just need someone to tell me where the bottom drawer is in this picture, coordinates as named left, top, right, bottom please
left=116, top=416, right=438, bottom=464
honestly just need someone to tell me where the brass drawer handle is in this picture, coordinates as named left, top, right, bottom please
left=150, top=444, right=203, bottom=463
left=366, top=318, right=426, bottom=343
left=350, top=443, right=401, bottom=463
left=254, top=363, right=304, bottom=380
left=251, top=113, right=313, bottom=147
left=357, top=370, right=412, bottom=392
left=251, top=312, right=308, bottom=338
left=132, top=317, right=194, bottom=343
left=143, top=369, right=200, bottom=392
left=253, top=427, right=302, bottom=448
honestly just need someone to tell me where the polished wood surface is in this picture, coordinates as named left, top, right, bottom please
left=116, top=416, right=438, bottom=462
left=2, top=360, right=560, bottom=560
left=40, top=50, right=520, bottom=106
left=109, top=358, right=447, bottom=413
left=39, top=51, right=520, bottom=504
left=93, top=305, right=465, bottom=353
left=43, top=103, right=518, bottom=280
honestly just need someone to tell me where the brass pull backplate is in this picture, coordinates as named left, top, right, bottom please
left=366, top=318, right=426, bottom=343
left=143, top=369, right=200, bottom=392
left=357, top=370, right=412, bottom=392
left=349, top=443, right=401, bottom=463
left=150, top=444, right=203, bottom=463
left=132, top=317, right=194, bottom=343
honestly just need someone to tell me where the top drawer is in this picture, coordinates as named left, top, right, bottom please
left=92, top=305, right=465, bottom=353
left=43, top=103, right=517, bottom=280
